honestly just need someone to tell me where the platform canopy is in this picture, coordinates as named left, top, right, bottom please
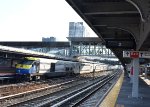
left=66, top=0, right=150, bottom=66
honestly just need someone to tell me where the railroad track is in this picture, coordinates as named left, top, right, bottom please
left=0, top=71, right=103, bottom=90
left=0, top=71, right=108, bottom=98
left=4, top=70, right=118, bottom=107
left=0, top=71, right=112, bottom=107
left=40, top=71, right=121, bottom=107
left=72, top=70, right=122, bottom=107
left=0, top=76, right=77, bottom=97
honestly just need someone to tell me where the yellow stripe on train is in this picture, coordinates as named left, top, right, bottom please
left=25, top=57, right=39, bottom=61
left=16, top=64, right=32, bottom=69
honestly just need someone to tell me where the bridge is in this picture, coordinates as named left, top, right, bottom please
left=0, top=41, right=70, bottom=48
left=68, top=37, right=115, bottom=58
left=0, top=38, right=116, bottom=58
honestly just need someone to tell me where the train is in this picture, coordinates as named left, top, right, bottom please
left=15, top=57, right=81, bottom=80
left=0, top=57, right=111, bottom=81
left=79, top=62, right=109, bottom=74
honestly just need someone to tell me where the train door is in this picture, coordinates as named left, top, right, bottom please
left=35, top=61, right=40, bottom=73
left=50, top=63, right=55, bottom=72
left=31, top=61, right=40, bottom=73
left=31, top=61, right=40, bottom=81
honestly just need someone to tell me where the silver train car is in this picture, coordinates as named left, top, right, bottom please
left=80, top=62, right=108, bottom=74
left=15, top=57, right=81, bottom=80
left=15, top=57, right=110, bottom=80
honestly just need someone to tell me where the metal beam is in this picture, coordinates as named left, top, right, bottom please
left=92, top=17, right=140, bottom=25
left=84, top=11, right=139, bottom=15
left=82, top=1, right=137, bottom=13
left=0, top=42, right=70, bottom=48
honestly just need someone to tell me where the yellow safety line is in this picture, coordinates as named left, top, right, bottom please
left=99, top=71, right=124, bottom=107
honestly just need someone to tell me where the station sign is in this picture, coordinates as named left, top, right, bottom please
left=123, top=51, right=150, bottom=58
left=106, top=40, right=135, bottom=49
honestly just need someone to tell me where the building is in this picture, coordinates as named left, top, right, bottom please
left=42, top=37, right=56, bottom=42
left=69, top=22, right=86, bottom=37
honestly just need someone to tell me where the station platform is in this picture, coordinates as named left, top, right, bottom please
left=115, top=74, right=150, bottom=107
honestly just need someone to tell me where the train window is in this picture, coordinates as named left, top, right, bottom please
left=19, top=60, right=34, bottom=65
left=66, top=67, right=69, bottom=71
left=81, top=64, right=85, bottom=66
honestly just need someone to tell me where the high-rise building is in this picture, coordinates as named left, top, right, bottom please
left=42, top=37, right=56, bottom=42
left=69, top=22, right=85, bottom=37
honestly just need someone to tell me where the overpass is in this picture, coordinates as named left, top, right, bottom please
left=68, top=37, right=115, bottom=58
left=0, top=45, right=74, bottom=61
left=0, top=38, right=116, bottom=58
left=0, top=41, right=70, bottom=48
left=0, top=42, right=71, bottom=55
left=0, top=44, right=119, bottom=66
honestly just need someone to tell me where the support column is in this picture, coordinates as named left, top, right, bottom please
left=132, top=58, right=139, bottom=98
left=130, top=61, right=133, bottom=83
left=69, top=42, right=72, bottom=57
left=79, top=44, right=82, bottom=55
left=94, top=45, right=96, bottom=56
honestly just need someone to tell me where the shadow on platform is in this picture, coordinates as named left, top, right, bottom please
left=115, top=74, right=150, bottom=107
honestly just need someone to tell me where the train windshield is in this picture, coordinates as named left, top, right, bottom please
left=19, top=60, right=34, bottom=65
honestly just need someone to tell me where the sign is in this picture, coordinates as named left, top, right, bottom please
left=123, top=51, right=130, bottom=57
left=106, top=40, right=135, bottom=49
left=130, top=51, right=139, bottom=58
left=123, top=51, right=150, bottom=58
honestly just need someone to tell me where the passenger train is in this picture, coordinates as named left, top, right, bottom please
left=0, top=57, right=111, bottom=81
left=15, top=57, right=81, bottom=80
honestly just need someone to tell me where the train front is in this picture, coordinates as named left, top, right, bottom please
left=15, top=57, right=38, bottom=77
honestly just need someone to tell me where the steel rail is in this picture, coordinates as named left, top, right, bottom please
left=26, top=71, right=118, bottom=107
left=0, top=80, right=75, bottom=101
left=50, top=71, right=119, bottom=107
left=8, top=72, right=111, bottom=107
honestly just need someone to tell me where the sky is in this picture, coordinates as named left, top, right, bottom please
left=0, top=0, right=97, bottom=41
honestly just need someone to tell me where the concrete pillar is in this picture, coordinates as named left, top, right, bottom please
left=132, top=58, right=139, bottom=98
left=130, top=61, right=133, bottom=83
left=69, top=45, right=72, bottom=57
